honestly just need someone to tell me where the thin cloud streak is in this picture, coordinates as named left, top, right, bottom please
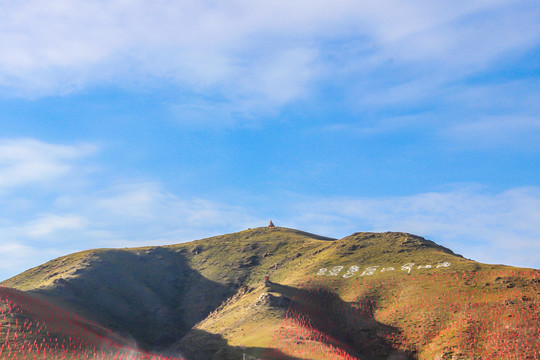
left=0, top=138, right=97, bottom=190
left=444, top=116, right=540, bottom=150
left=25, top=214, right=87, bottom=238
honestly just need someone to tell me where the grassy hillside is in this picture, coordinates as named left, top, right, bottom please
left=2, top=227, right=337, bottom=349
left=1, top=227, right=538, bottom=359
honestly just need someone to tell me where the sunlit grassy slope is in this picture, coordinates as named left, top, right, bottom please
left=1, top=227, right=538, bottom=359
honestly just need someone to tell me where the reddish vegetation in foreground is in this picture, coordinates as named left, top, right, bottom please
left=263, top=269, right=540, bottom=360
left=1, top=269, right=539, bottom=360
left=0, top=287, right=184, bottom=360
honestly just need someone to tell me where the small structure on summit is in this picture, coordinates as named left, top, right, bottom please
left=268, top=220, right=275, bottom=228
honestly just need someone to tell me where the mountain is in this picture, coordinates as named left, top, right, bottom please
left=1, top=227, right=539, bottom=359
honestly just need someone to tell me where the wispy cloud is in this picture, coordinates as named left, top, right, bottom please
left=317, top=77, right=540, bottom=150
left=285, top=187, right=540, bottom=269
left=445, top=116, right=540, bottom=149
left=82, top=181, right=262, bottom=242
left=320, top=114, right=434, bottom=137
left=0, top=138, right=97, bottom=190
left=1, top=1, right=538, bottom=122
left=24, top=214, right=86, bottom=238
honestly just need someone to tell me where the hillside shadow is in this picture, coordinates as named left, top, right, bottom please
left=175, top=329, right=305, bottom=360
left=30, top=247, right=238, bottom=350
left=21, top=245, right=413, bottom=359
left=267, top=281, right=414, bottom=360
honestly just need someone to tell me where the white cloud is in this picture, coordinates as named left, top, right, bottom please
left=375, top=1, right=539, bottom=66
left=0, top=138, right=97, bottom=190
left=25, top=214, right=86, bottom=238
left=241, top=47, right=319, bottom=105
left=76, top=181, right=262, bottom=242
left=1, top=0, right=538, bottom=120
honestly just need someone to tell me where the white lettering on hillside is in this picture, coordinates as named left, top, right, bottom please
left=342, top=266, right=359, bottom=278
left=315, top=262, right=451, bottom=278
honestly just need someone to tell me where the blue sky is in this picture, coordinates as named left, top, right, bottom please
left=1, top=0, right=539, bottom=280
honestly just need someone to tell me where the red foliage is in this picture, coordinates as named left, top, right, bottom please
left=262, top=270, right=540, bottom=360
left=0, top=287, right=185, bottom=360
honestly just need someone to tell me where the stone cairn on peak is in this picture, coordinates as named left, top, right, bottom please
left=268, top=220, right=275, bottom=228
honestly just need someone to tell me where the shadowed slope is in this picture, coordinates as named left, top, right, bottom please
left=1, top=227, right=336, bottom=350
left=3, top=247, right=233, bottom=349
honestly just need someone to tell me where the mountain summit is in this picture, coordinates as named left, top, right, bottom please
left=1, top=227, right=538, bottom=359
